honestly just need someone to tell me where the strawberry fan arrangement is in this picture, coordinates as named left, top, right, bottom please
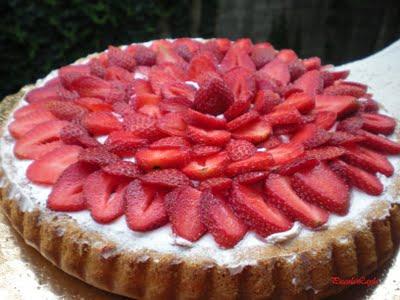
left=8, top=38, right=400, bottom=248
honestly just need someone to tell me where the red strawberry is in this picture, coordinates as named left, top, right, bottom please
left=330, top=160, right=383, bottom=196
left=192, top=77, right=234, bottom=115
left=200, top=189, right=247, bottom=248
left=263, top=107, right=302, bottom=126
left=157, top=112, right=187, bottom=137
left=13, top=99, right=51, bottom=119
left=274, top=92, right=315, bottom=113
left=83, top=111, right=122, bottom=135
left=226, top=139, right=257, bottom=161
left=328, top=131, right=365, bottom=146
left=293, top=70, right=323, bottom=96
left=277, top=156, right=319, bottom=176
left=74, top=97, right=112, bottom=112
left=132, top=79, right=153, bottom=95
left=9, top=109, right=57, bottom=139
left=261, top=136, right=282, bottom=150
left=358, top=98, right=379, bottom=112
left=250, top=42, right=276, bottom=69
left=306, top=146, right=346, bottom=161
left=26, top=145, right=82, bottom=184
left=223, top=67, right=256, bottom=102
left=89, top=58, right=106, bottom=78
left=148, top=66, right=178, bottom=95
left=107, top=46, right=136, bottom=71
left=125, top=180, right=169, bottom=231
left=173, top=43, right=193, bottom=62
left=315, top=95, right=358, bottom=117
left=47, top=162, right=97, bottom=211
left=59, top=64, right=91, bottom=90
left=231, top=119, right=272, bottom=144
left=227, top=110, right=259, bottom=131
left=136, top=148, right=190, bottom=171
left=225, top=152, right=273, bottom=176
left=150, top=137, right=190, bottom=150
left=291, top=124, right=332, bottom=149
left=343, top=145, right=394, bottom=176
left=288, top=60, right=306, bottom=81
left=265, top=174, right=329, bottom=228
left=302, top=57, right=321, bottom=70
left=156, top=44, right=187, bottom=66
left=267, top=143, right=305, bottom=166
left=187, top=125, right=231, bottom=146
left=357, top=129, right=400, bottom=154
left=360, top=113, right=396, bottom=135
left=314, top=111, right=337, bottom=130
left=128, top=44, right=156, bottom=66
left=324, top=83, right=366, bottom=98
left=321, top=70, right=349, bottom=87
left=220, top=47, right=256, bottom=73
left=60, top=123, right=100, bottom=148
left=56, top=86, right=79, bottom=101
left=258, top=58, right=290, bottom=85
left=14, top=120, right=68, bottom=159
left=188, top=53, right=218, bottom=81
left=79, top=146, right=119, bottom=167
left=142, top=169, right=190, bottom=188
left=161, top=82, right=196, bottom=101
left=159, top=96, right=192, bottom=113
left=182, top=151, right=230, bottom=180
left=337, top=116, right=364, bottom=133
left=254, top=90, right=282, bottom=114
left=104, top=66, right=133, bottom=83
left=223, top=98, right=251, bottom=120
left=25, top=85, right=61, bottom=103
left=291, top=162, right=350, bottom=215
left=46, top=100, right=88, bottom=121
left=102, top=160, right=142, bottom=178
left=112, top=101, right=130, bottom=115
left=234, top=171, right=268, bottom=185
left=105, top=131, right=147, bottom=156
left=199, top=177, right=233, bottom=192
left=84, top=170, right=129, bottom=223
left=277, top=49, right=297, bottom=63
left=123, top=112, right=162, bottom=140
left=185, top=108, right=227, bottom=130
left=191, top=145, right=221, bottom=158
left=165, top=186, right=206, bottom=242
left=230, top=183, right=293, bottom=236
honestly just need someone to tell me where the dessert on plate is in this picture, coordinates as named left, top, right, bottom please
left=1, top=37, right=400, bottom=299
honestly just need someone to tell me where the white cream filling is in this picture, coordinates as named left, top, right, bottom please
left=1, top=39, right=400, bottom=269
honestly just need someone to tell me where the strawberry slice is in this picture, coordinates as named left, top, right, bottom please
left=25, top=85, right=62, bottom=103
left=26, top=145, right=82, bottom=184
left=302, top=57, right=321, bottom=71
left=123, top=112, right=162, bottom=140
left=191, top=145, right=221, bottom=158
left=315, top=95, right=358, bottom=117
left=220, top=47, right=256, bottom=73
left=324, top=83, right=366, bottom=98
left=199, top=177, right=233, bottom=192
left=291, top=162, right=350, bottom=215
left=226, top=139, right=257, bottom=161
left=230, top=183, right=293, bottom=236
left=192, top=77, right=234, bottom=115
left=148, top=66, right=177, bottom=95
left=200, top=189, right=247, bottom=248
left=45, top=100, right=88, bottom=121
left=306, top=146, right=345, bottom=161
left=187, top=125, right=231, bottom=146
left=328, top=131, right=365, bottom=146
left=223, top=98, right=251, bottom=120
left=225, top=152, right=273, bottom=176
left=277, top=156, right=319, bottom=176
left=107, top=46, right=136, bottom=71
left=159, top=96, right=192, bottom=113
left=267, top=143, right=304, bottom=166
left=14, top=120, right=68, bottom=159
left=234, top=171, right=268, bottom=185
left=79, top=146, right=120, bottom=167
left=274, top=92, right=315, bottom=113
left=157, top=112, right=187, bottom=137
left=277, top=49, right=297, bottom=63
left=360, top=113, right=396, bottom=135
left=125, top=180, right=169, bottom=231
left=293, top=70, right=323, bottom=96
left=142, top=169, right=190, bottom=188
left=358, top=98, right=379, bottom=113
left=59, top=64, right=91, bottom=89
left=84, top=170, right=129, bottom=223
left=89, top=58, right=106, bottom=78
left=343, top=145, right=394, bottom=177
left=231, top=119, right=272, bottom=144
left=330, top=160, right=383, bottom=196
left=223, top=67, right=256, bottom=102
left=337, top=116, right=364, bottom=133
left=263, top=107, right=302, bottom=126
left=227, top=110, right=259, bottom=131
left=261, top=136, right=282, bottom=150
left=161, top=82, right=196, bottom=101
left=136, top=148, right=190, bottom=171
left=156, top=44, right=187, bottom=66
left=321, top=70, right=349, bottom=86
left=254, top=89, right=281, bottom=114
left=165, top=186, right=206, bottom=242
left=74, top=97, right=112, bottom=112
left=182, top=151, right=230, bottom=180
left=60, top=123, right=100, bottom=148
left=13, top=99, right=51, bottom=119
left=258, top=58, right=290, bottom=85
left=104, top=66, right=134, bottom=83
left=291, top=124, right=331, bottom=149
left=188, top=53, right=218, bottom=81
left=102, top=160, right=142, bottom=178
left=149, top=137, right=190, bottom=150
left=105, top=131, right=147, bottom=157
left=265, top=174, right=329, bottom=228
left=185, top=108, right=227, bottom=130
left=47, top=162, right=97, bottom=211
left=357, top=129, right=400, bottom=154
left=314, top=111, right=337, bottom=130
left=83, top=111, right=122, bottom=135
left=127, top=44, right=156, bottom=66
left=250, top=42, right=276, bottom=69
left=9, top=109, right=56, bottom=139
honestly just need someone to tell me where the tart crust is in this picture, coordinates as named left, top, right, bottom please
left=1, top=59, right=400, bottom=300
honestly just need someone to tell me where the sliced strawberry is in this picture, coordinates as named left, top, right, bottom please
left=192, top=77, right=234, bottom=115
left=102, top=160, right=142, bottom=178
left=123, top=112, right=162, bottom=140
left=84, top=170, right=129, bottom=223
left=188, top=53, right=218, bottom=81
left=74, top=97, right=112, bottom=112
left=125, top=180, right=169, bottom=231
left=343, top=145, right=394, bottom=176
left=200, top=189, right=247, bottom=248
left=314, top=111, right=337, bottom=130
left=47, top=162, right=97, bottom=211
left=254, top=89, right=282, bottom=114
left=107, top=46, right=136, bottom=71
left=230, top=183, right=293, bottom=236
left=59, top=64, right=91, bottom=90
left=83, top=111, right=122, bottom=135
left=191, top=145, right=221, bottom=158
left=14, top=120, right=68, bottom=159
left=360, top=113, right=396, bottom=135
left=150, top=137, right=190, bottom=150
left=199, top=177, right=233, bottom=192
left=142, top=169, right=190, bottom=188
left=127, top=44, right=156, bottom=66
left=227, top=110, right=259, bottom=131
left=159, top=96, right=192, bottom=113
left=250, top=42, right=276, bottom=69
left=321, top=70, right=349, bottom=86
left=234, top=171, right=268, bottom=185
left=104, top=66, right=133, bottom=83
left=105, top=131, right=147, bottom=156
left=112, top=101, right=130, bottom=115
left=132, top=79, right=153, bottom=95
left=263, top=107, right=302, bottom=126
left=274, top=92, right=315, bottom=113
left=165, top=186, right=206, bottom=242
left=267, top=143, right=304, bottom=166
left=184, top=108, right=227, bottom=130
left=277, top=49, right=297, bottom=63
left=157, top=112, right=187, bottom=137
left=265, top=174, right=328, bottom=228
left=302, top=57, right=321, bottom=71
left=258, top=58, right=290, bottom=85
left=291, top=124, right=331, bottom=149
left=60, top=123, right=100, bottom=148
left=277, top=156, right=319, bottom=176
left=182, top=151, right=230, bottom=180
left=223, top=98, right=251, bottom=120
left=136, top=148, right=190, bottom=171
left=324, top=83, right=366, bottom=98
left=288, top=60, right=307, bottom=81
left=223, top=67, right=256, bottom=102
left=231, top=119, right=272, bottom=144
left=357, top=129, right=400, bottom=154
left=148, top=66, right=178, bottom=95
left=291, top=162, right=350, bottom=215
left=226, top=139, right=257, bottom=161
left=330, top=160, right=383, bottom=196
left=187, top=125, right=231, bottom=146
left=13, top=99, right=51, bottom=119
left=27, top=145, right=82, bottom=184
left=79, top=146, right=119, bottom=167
left=306, top=146, right=346, bottom=161
left=315, top=95, right=358, bottom=117
left=337, top=116, right=363, bottom=133
left=25, top=85, right=61, bottom=103
left=328, top=131, right=365, bottom=146
left=225, top=152, right=273, bottom=176
left=293, top=70, right=323, bottom=96
left=89, top=58, right=106, bottom=78
left=161, top=82, right=196, bottom=101
left=358, top=98, right=379, bottom=113
left=46, top=100, right=88, bottom=121
left=261, top=136, right=282, bottom=150
left=9, top=109, right=57, bottom=139
left=156, top=44, right=187, bottom=66
left=220, top=47, right=255, bottom=73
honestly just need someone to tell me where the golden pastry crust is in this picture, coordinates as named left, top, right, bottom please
left=1, top=60, right=400, bottom=300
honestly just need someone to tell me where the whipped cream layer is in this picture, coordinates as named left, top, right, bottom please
left=1, top=39, right=400, bottom=269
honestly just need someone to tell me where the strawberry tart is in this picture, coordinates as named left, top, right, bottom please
left=1, top=38, right=400, bottom=299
